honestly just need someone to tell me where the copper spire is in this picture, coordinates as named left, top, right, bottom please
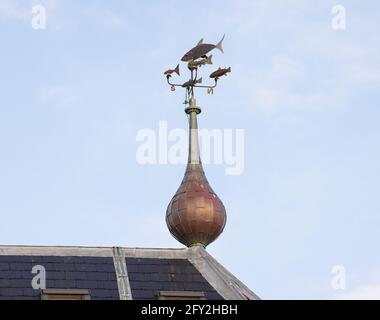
left=164, top=35, right=231, bottom=247
left=166, top=97, right=227, bottom=247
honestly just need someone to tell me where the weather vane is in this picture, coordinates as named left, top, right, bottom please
left=164, top=35, right=231, bottom=104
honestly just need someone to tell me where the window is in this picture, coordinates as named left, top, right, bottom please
left=41, top=289, right=91, bottom=300
left=157, top=291, right=205, bottom=300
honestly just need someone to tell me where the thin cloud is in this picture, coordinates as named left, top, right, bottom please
left=86, top=7, right=128, bottom=30
left=335, top=281, right=380, bottom=300
left=40, top=85, right=76, bottom=107
left=0, top=0, right=29, bottom=21
left=239, top=54, right=342, bottom=114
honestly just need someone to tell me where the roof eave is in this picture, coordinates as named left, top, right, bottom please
left=187, top=245, right=260, bottom=300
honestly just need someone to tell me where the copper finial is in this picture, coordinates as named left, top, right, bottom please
left=165, top=36, right=230, bottom=248
left=166, top=98, right=227, bottom=247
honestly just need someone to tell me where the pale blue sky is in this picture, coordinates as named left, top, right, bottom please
left=0, top=0, right=379, bottom=299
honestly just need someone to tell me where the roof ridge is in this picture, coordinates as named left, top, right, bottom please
left=0, top=245, right=188, bottom=258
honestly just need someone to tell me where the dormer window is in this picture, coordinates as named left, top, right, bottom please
left=41, top=289, right=91, bottom=300
left=157, top=291, right=205, bottom=300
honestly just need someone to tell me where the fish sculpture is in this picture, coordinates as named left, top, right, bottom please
left=209, top=67, right=231, bottom=79
left=188, top=55, right=213, bottom=70
left=181, top=78, right=202, bottom=88
left=164, top=64, right=180, bottom=77
left=181, top=35, right=225, bottom=62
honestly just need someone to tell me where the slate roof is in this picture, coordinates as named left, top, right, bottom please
left=0, top=255, right=119, bottom=300
left=0, top=245, right=259, bottom=300
left=127, top=258, right=222, bottom=300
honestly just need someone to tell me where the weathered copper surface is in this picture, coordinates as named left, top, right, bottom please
left=181, top=35, right=225, bottom=62
left=209, top=67, right=231, bottom=79
left=166, top=99, right=227, bottom=248
left=166, top=162, right=227, bottom=248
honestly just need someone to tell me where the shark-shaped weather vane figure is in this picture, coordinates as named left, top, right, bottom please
left=164, top=34, right=231, bottom=101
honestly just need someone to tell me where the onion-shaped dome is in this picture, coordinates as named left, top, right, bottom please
left=166, top=98, right=227, bottom=247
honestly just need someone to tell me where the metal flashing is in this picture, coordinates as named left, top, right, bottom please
left=187, top=245, right=260, bottom=300
left=112, top=247, right=132, bottom=300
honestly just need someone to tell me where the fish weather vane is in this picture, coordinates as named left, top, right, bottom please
left=164, top=35, right=231, bottom=103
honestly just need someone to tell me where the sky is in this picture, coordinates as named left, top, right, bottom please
left=0, top=0, right=379, bottom=299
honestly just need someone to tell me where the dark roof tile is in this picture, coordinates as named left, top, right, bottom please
left=65, top=271, right=87, bottom=280
left=23, top=288, right=39, bottom=297
left=9, top=263, right=31, bottom=271
left=183, top=281, right=211, bottom=292
left=126, top=258, right=175, bottom=265
left=169, top=273, right=193, bottom=282
left=94, top=264, right=115, bottom=272
left=149, top=273, right=170, bottom=282
left=53, top=279, right=76, bottom=288
left=0, top=263, right=10, bottom=271
left=86, top=272, right=109, bottom=281
left=125, top=264, right=141, bottom=273
left=0, top=279, right=11, bottom=287
left=80, top=257, right=110, bottom=264
left=192, top=274, right=206, bottom=282
left=0, top=288, right=24, bottom=296
left=53, top=263, right=76, bottom=272
left=0, top=256, right=28, bottom=263
left=161, top=281, right=185, bottom=291
left=131, top=281, right=163, bottom=291
left=131, top=289, right=155, bottom=299
left=90, top=288, right=114, bottom=298
left=10, top=279, right=30, bottom=288
left=75, top=264, right=98, bottom=272
left=1, top=271, right=23, bottom=279
left=129, top=272, right=152, bottom=281
left=41, top=256, right=65, bottom=263
left=45, top=271, right=65, bottom=280
left=97, top=280, right=118, bottom=290
left=76, top=280, right=98, bottom=289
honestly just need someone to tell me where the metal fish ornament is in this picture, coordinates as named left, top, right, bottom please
left=181, top=77, right=202, bottom=88
left=181, top=35, right=225, bottom=62
left=164, top=64, right=180, bottom=77
left=209, top=67, right=231, bottom=79
left=188, top=55, right=213, bottom=70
